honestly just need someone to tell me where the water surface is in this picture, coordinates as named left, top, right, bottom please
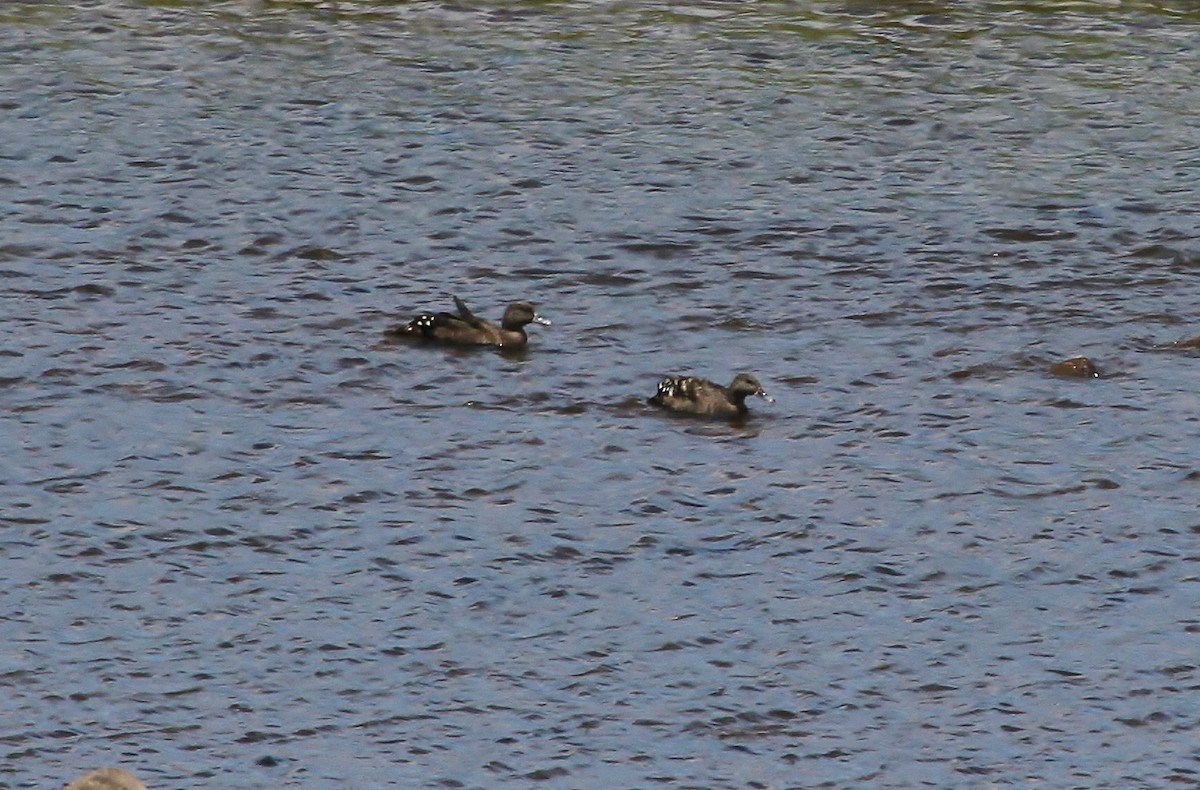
left=3, top=1, right=1200, bottom=788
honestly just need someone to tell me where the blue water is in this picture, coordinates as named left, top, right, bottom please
left=4, top=2, right=1200, bottom=788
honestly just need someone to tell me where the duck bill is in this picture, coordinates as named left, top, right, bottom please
left=532, top=315, right=552, bottom=326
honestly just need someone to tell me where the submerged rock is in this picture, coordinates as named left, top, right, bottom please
left=64, top=768, right=150, bottom=790
left=1049, top=356, right=1100, bottom=379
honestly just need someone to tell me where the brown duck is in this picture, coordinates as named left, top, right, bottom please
left=648, top=373, right=772, bottom=418
left=387, top=296, right=549, bottom=348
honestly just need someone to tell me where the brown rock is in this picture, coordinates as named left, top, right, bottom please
left=1049, top=356, right=1100, bottom=379
left=64, top=768, right=150, bottom=790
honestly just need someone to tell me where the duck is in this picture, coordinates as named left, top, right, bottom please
left=386, top=296, right=549, bottom=348
left=648, top=373, right=772, bottom=418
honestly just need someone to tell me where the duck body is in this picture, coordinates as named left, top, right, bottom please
left=648, top=373, right=772, bottom=418
left=388, top=296, right=549, bottom=348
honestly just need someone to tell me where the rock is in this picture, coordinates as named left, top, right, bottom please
left=1049, top=356, right=1100, bottom=378
left=64, top=768, right=150, bottom=790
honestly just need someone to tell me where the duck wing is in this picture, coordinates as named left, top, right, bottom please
left=453, top=296, right=489, bottom=329
left=432, top=311, right=469, bottom=328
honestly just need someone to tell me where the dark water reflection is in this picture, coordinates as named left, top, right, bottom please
left=3, top=1, right=1200, bottom=788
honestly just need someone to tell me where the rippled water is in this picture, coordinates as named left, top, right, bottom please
left=4, top=1, right=1200, bottom=788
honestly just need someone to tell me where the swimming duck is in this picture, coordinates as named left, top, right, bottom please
left=387, top=296, right=549, bottom=348
left=648, top=373, right=772, bottom=418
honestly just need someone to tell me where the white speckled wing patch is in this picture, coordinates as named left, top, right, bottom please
left=657, top=376, right=702, bottom=401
